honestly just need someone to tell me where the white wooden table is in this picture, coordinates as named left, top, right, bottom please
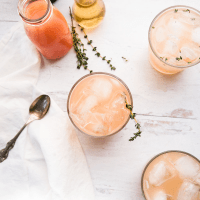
left=1, top=0, right=200, bottom=199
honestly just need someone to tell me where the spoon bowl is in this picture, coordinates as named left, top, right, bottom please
left=29, top=95, right=51, bottom=119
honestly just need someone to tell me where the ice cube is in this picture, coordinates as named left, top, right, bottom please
left=167, top=17, right=187, bottom=37
left=112, top=94, right=125, bottom=108
left=175, top=156, right=200, bottom=179
left=192, top=27, right=200, bottom=45
left=177, top=181, right=200, bottom=200
left=90, top=77, right=112, bottom=100
left=149, top=161, right=175, bottom=186
left=110, top=78, right=120, bottom=87
left=179, top=11, right=200, bottom=26
left=156, top=27, right=167, bottom=43
left=180, top=46, right=197, bottom=62
left=163, top=40, right=178, bottom=55
left=77, top=95, right=98, bottom=115
left=91, top=122, right=108, bottom=135
left=153, top=191, right=167, bottom=200
left=194, top=173, right=200, bottom=186
left=144, top=180, right=150, bottom=190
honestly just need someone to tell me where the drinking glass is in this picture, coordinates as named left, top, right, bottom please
left=67, top=72, right=133, bottom=137
left=141, top=150, right=200, bottom=199
left=149, top=6, right=200, bottom=74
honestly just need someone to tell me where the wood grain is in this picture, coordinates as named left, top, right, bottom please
left=1, top=0, right=200, bottom=199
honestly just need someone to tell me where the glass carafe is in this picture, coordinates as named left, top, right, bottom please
left=18, top=0, right=73, bottom=59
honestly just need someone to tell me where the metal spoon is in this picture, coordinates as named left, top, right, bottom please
left=0, top=95, right=51, bottom=163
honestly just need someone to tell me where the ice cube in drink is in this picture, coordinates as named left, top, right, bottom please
left=153, top=191, right=168, bottom=200
left=177, top=181, right=199, bottom=200
left=149, top=161, right=175, bottom=186
left=142, top=151, right=200, bottom=200
left=149, top=6, right=200, bottom=74
left=175, top=156, right=200, bottom=179
left=67, top=73, right=132, bottom=137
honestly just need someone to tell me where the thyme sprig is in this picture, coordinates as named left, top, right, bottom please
left=183, top=9, right=190, bottom=13
left=122, top=57, right=128, bottom=62
left=160, top=57, right=168, bottom=62
left=176, top=56, right=182, bottom=61
left=69, top=7, right=93, bottom=73
left=123, top=95, right=142, bottom=141
left=78, top=25, right=116, bottom=70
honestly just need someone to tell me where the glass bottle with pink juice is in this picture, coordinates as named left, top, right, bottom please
left=18, top=0, right=73, bottom=59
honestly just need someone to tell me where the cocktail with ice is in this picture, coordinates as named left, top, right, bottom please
left=142, top=151, right=200, bottom=200
left=67, top=73, right=132, bottom=137
left=149, top=6, right=200, bottom=74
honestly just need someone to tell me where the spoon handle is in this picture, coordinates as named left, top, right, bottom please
left=0, top=124, right=27, bottom=163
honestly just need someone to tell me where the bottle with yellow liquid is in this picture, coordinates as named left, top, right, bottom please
left=72, top=0, right=105, bottom=29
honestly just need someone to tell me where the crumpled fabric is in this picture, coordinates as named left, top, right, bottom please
left=0, top=23, right=95, bottom=200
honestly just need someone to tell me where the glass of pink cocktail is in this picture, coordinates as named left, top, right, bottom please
left=149, top=6, right=200, bottom=74
left=142, top=150, right=200, bottom=200
left=67, top=72, right=132, bottom=137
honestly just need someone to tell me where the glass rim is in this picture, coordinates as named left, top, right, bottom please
left=141, top=150, right=200, bottom=199
left=18, top=0, right=51, bottom=24
left=148, top=5, right=200, bottom=69
left=67, top=72, right=133, bottom=138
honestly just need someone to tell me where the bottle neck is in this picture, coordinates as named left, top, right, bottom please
left=18, top=0, right=52, bottom=24
left=75, top=0, right=97, bottom=6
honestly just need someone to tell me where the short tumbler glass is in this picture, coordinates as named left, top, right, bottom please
left=149, top=6, right=200, bottom=74
left=67, top=72, right=133, bottom=137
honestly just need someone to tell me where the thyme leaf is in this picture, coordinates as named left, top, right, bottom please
left=69, top=7, right=92, bottom=73
left=176, top=56, right=182, bottom=61
left=183, top=9, right=190, bottom=13
left=78, top=25, right=116, bottom=70
left=123, top=95, right=142, bottom=141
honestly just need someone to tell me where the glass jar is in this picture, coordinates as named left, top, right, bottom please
left=72, top=0, right=106, bottom=29
left=18, top=0, right=73, bottom=59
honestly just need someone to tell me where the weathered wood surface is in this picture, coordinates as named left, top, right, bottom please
left=1, top=0, right=200, bottom=199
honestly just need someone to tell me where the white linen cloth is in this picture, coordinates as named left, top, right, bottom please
left=0, top=23, right=95, bottom=200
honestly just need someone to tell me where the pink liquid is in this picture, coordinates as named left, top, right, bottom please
left=23, top=0, right=73, bottom=59
left=68, top=74, right=132, bottom=136
left=149, top=6, right=200, bottom=74
left=143, top=151, right=200, bottom=199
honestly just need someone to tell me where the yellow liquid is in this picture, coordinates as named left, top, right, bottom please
left=72, top=0, right=105, bottom=29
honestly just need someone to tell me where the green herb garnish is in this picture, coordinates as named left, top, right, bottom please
left=122, top=57, right=128, bottom=62
left=152, top=26, right=155, bottom=29
left=123, top=95, right=142, bottom=141
left=183, top=9, right=190, bottom=13
left=69, top=7, right=92, bottom=73
left=79, top=25, right=116, bottom=71
left=176, top=56, right=182, bottom=61
left=160, top=57, right=168, bottom=62
left=175, top=9, right=178, bottom=13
